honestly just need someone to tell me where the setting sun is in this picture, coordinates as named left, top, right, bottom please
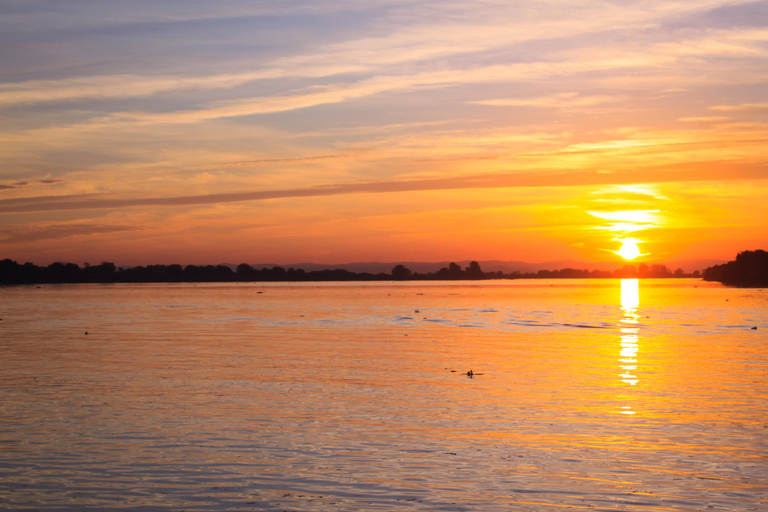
left=619, top=240, right=641, bottom=260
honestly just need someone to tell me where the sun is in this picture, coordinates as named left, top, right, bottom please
left=618, top=240, right=640, bottom=260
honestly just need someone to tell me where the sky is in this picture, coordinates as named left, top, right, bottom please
left=1, top=0, right=767, bottom=266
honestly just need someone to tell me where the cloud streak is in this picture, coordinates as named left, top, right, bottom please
left=472, top=93, right=620, bottom=109
left=711, top=102, right=768, bottom=113
left=1, top=164, right=765, bottom=214
left=202, top=153, right=355, bottom=169
left=117, top=59, right=675, bottom=124
left=6, top=3, right=763, bottom=112
left=0, top=72, right=274, bottom=107
left=0, top=223, right=139, bottom=244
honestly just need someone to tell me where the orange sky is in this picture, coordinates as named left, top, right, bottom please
left=1, top=1, right=767, bottom=266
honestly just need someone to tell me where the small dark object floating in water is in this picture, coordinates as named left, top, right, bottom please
left=752, top=326, right=758, bottom=330
left=467, top=370, right=474, bottom=377
left=85, top=331, right=88, bottom=335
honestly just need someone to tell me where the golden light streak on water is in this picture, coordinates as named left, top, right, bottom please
left=619, top=279, right=641, bottom=417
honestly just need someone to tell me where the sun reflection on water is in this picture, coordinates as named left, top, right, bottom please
left=619, top=279, right=640, bottom=414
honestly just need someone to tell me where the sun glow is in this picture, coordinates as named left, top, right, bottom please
left=618, top=240, right=641, bottom=260
left=587, top=210, right=662, bottom=224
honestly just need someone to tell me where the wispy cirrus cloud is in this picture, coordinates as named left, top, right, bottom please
left=0, top=71, right=299, bottom=108
left=5, top=3, right=764, bottom=111
left=0, top=222, right=139, bottom=244
left=710, top=102, right=768, bottom=113
left=202, top=153, right=355, bottom=169
left=1, top=164, right=765, bottom=215
left=677, top=116, right=733, bottom=124
left=57, top=28, right=763, bottom=127
left=472, top=93, right=620, bottom=109
left=115, top=59, right=673, bottom=124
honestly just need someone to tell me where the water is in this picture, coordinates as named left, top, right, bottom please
left=1, top=279, right=766, bottom=511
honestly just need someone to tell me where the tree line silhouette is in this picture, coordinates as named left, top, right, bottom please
left=701, top=250, right=768, bottom=287
left=1, top=258, right=702, bottom=285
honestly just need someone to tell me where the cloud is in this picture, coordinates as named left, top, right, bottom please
left=473, top=93, right=619, bottom=109
left=0, top=71, right=278, bottom=107
left=5, top=2, right=757, bottom=112
left=710, top=102, right=768, bottom=113
left=0, top=223, right=139, bottom=244
left=600, top=184, right=671, bottom=201
left=0, top=193, right=102, bottom=208
left=655, top=28, right=768, bottom=58
left=0, top=16, right=566, bottom=109
left=587, top=210, right=663, bottom=224
left=116, top=59, right=668, bottom=124
left=1, top=164, right=765, bottom=214
left=0, top=179, right=62, bottom=192
left=677, top=116, right=733, bottom=124
left=115, top=81, right=389, bottom=123
left=203, top=153, right=354, bottom=169
left=0, top=1, right=414, bottom=33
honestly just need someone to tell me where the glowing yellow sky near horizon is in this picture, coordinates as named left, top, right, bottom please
left=0, top=1, right=767, bottom=266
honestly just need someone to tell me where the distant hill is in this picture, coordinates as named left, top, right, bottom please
left=235, top=258, right=725, bottom=275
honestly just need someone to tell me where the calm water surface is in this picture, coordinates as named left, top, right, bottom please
left=1, top=279, right=767, bottom=511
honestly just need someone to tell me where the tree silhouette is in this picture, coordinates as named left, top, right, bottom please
left=391, top=264, right=412, bottom=280
left=703, top=249, right=768, bottom=286
left=465, top=261, right=483, bottom=278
